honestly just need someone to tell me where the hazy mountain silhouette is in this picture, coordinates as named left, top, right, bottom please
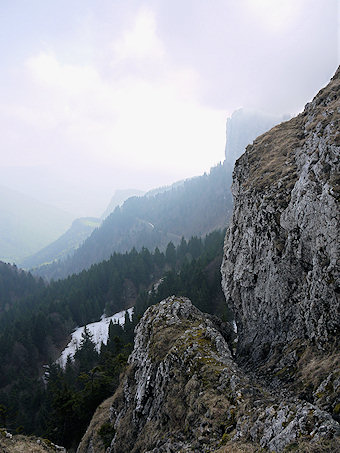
left=0, top=185, right=73, bottom=263
left=34, top=163, right=232, bottom=279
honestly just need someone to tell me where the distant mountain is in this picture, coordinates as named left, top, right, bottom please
left=0, top=185, right=74, bottom=263
left=20, top=189, right=144, bottom=270
left=35, top=163, right=233, bottom=279
left=28, top=111, right=288, bottom=280
left=101, top=189, right=145, bottom=219
left=20, top=217, right=101, bottom=269
left=225, top=108, right=289, bottom=167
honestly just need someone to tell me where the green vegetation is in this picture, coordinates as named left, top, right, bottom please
left=0, top=228, right=228, bottom=449
left=36, top=162, right=232, bottom=279
left=98, top=422, right=115, bottom=449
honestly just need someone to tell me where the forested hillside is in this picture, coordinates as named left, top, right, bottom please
left=0, top=229, right=229, bottom=449
left=35, top=163, right=232, bottom=280
left=0, top=262, right=44, bottom=313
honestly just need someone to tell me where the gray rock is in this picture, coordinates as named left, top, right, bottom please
left=79, top=296, right=339, bottom=453
left=221, top=67, right=340, bottom=363
left=77, top=69, right=340, bottom=453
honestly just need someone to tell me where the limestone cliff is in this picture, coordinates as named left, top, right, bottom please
left=77, top=297, right=339, bottom=453
left=77, top=70, right=340, bottom=452
left=221, top=68, right=339, bottom=415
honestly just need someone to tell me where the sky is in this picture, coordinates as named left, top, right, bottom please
left=0, top=0, right=338, bottom=217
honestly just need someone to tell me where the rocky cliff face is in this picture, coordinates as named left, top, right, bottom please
left=78, top=70, right=340, bottom=452
left=222, top=68, right=339, bottom=357
left=221, top=67, right=340, bottom=417
left=78, top=297, right=339, bottom=453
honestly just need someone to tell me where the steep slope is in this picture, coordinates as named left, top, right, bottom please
left=20, top=217, right=101, bottom=269
left=0, top=261, right=44, bottom=314
left=56, top=308, right=133, bottom=368
left=0, top=185, right=73, bottom=263
left=221, top=68, right=339, bottom=412
left=77, top=297, right=339, bottom=453
left=78, top=69, right=340, bottom=453
left=36, top=163, right=232, bottom=280
left=222, top=67, right=339, bottom=357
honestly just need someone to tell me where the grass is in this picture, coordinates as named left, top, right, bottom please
left=237, top=64, right=340, bottom=203
left=297, top=348, right=340, bottom=391
left=76, top=393, right=116, bottom=453
left=241, top=115, right=301, bottom=195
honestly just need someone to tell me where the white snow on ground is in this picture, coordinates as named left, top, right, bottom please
left=56, top=307, right=134, bottom=368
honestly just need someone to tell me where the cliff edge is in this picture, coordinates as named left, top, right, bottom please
left=221, top=67, right=339, bottom=417
left=77, top=297, right=339, bottom=453
left=78, top=69, right=340, bottom=452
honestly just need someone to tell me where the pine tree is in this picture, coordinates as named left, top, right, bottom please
left=74, top=326, right=98, bottom=373
left=165, top=242, right=176, bottom=268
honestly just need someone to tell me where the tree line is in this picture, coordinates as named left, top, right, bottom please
left=0, top=229, right=230, bottom=448
left=37, top=162, right=233, bottom=279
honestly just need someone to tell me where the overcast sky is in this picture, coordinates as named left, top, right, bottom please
left=0, top=0, right=338, bottom=217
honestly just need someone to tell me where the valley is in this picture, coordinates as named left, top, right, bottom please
left=0, top=61, right=338, bottom=452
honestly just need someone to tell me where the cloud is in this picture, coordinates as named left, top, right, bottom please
left=1, top=0, right=337, bottom=215
left=27, top=53, right=100, bottom=95
left=112, top=7, right=165, bottom=61
left=244, top=0, right=303, bottom=32
left=12, top=7, right=225, bottom=179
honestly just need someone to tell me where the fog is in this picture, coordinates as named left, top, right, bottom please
left=0, top=0, right=338, bottom=217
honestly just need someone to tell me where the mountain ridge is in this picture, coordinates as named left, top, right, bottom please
left=35, top=163, right=233, bottom=280
left=77, top=68, right=340, bottom=452
left=78, top=297, right=340, bottom=453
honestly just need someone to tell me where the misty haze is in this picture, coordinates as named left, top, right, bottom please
left=0, top=1, right=339, bottom=452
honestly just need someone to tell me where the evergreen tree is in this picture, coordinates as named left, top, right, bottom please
left=165, top=242, right=176, bottom=268
left=73, top=326, right=98, bottom=373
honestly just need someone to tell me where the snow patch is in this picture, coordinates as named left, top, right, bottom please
left=56, top=307, right=133, bottom=368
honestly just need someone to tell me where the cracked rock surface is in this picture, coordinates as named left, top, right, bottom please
left=221, top=67, right=339, bottom=363
left=78, top=68, right=340, bottom=453
left=77, top=297, right=339, bottom=453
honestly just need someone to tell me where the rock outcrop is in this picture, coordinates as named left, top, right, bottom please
left=78, top=69, right=340, bottom=452
left=222, top=68, right=339, bottom=360
left=221, top=67, right=340, bottom=419
left=77, top=297, right=340, bottom=453
left=0, top=429, right=66, bottom=452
